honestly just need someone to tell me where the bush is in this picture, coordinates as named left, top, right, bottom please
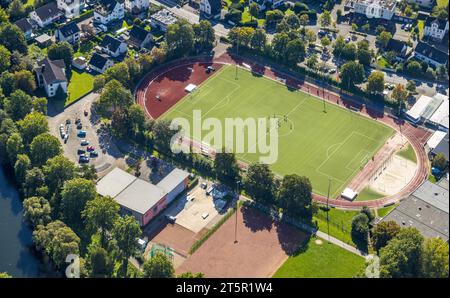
left=239, top=19, right=258, bottom=28
left=293, top=2, right=309, bottom=14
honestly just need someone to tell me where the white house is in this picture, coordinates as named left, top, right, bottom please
left=88, top=52, right=114, bottom=73
left=199, top=0, right=222, bottom=19
left=55, top=22, right=80, bottom=44
left=29, top=2, right=64, bottom=28
left=35, top=58, right=68, bottom=97
left=248, top=0, right=284, bottom=10
left=345, top=0, right=396, bottom=20
left=149, top=8, right=177, bottom=32
left=94, top=0, right=124, bottom=25
left=99, top=35, right=128, bottom=57
left=406, top=0, right=434, bottom=8
left=57, top=0, right=85, bottom=18
left=423, top=17, right=449, bottom=42
left=124, top=0, right=149, bottom=14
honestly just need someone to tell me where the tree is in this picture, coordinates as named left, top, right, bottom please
left=142, top=253, right=175, bottom=278
left=320, top=36, right=331, bottom=48
left=249, top=2, right=259, bottom=21
left=112, top=215, right=141, bottom=278
left=432, top=152, right=447, bottom=171
left=293, top=2, right=309, bottom=14
left=406, top=80, right=416, bottom=94
left=0, top=272, right=12, bottom=278
left=421, top=237, right=449, bottom=278
left=33, top=97, right=48, bottom=115
left=299, top=14, right=309, bottom=31
left=214, top=149, right=240, bottom=186
left=250, top=28, right=267, bottom=51
left=166, top=21, right=195, bottom=58
left=286, top=14, right=301, bottom=30
left=0, top=45, right=11, bottom=73
left=97, top=79, right=133, bottom=116
left=33, top=220, right=80, bottom=269
left=193, top=20, right=215, bottom=50
left=152, top=119, right=177, bottom=152
left=306, top=53, right=318, bottom=70
left=82, top=196, right=120, bottom=247
left=47, top=42, right=74, bottom=69
left=43, top=155, right=76, bottom=194
left=339, top=61, right=365, bottom=88
left=23, top=167, right=47, bottom=198
left=342, top=43, right=357, bottom=60
left=371, top=220, right=401, bottom=252
left=226, top=8, right=243, bottom=24
left=61, top=178, right=97, bottom=232
left=277, top=174, right=313, bottom=220
left=14, top=153, right=30, bottom=185
left=7, top=0, right=26, bottom=22
left=4, top=89, right=32, bottom=120
left=271, top=32, right=289, bottom=60
left=265, top=10, right=284, bottom=26
left=103, top=62, right=131, bottom=88
left=30, top=133, right=62, bottom=166
left=391, top=84, right=408, bottom=114
left=6, top=132, right=23, bottom=165
left=377, top=31, right=392, bottom=48
left=86, top=244, right=114, bottom=278
left=319, top=10, right=332, bottom=27
left=244, top=163, right=275, bottom=205
left=357, top=40, right=372, bottom=65
left=366, top=71, right=385, bottom=94
left=0, top=7, right=9, bottom=23
left=379, top=227, right=424, bottom=278
left=285, top=39, right=306, bottom=64
left=14, top=70, right=36, bottom=94
left=351, top=213, right=369, bottom=248
left=23, top=196, right=52, bottom=227
left=228, top=26, right=254, bottom=47
left=17, top=111, right=49, bottom=145
left=304, top=29, right=317, bottom=45
left=405, top=61, right=421, bottom=75
left=0, top=23, right=27, bottom=54
left=177, top=271, right=204, bottom=278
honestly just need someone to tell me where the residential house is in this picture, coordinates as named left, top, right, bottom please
left=29, top=2, right=64, bottom=28
left=35, top=33, right=53, bottom=48
left=57, top=0, right=85, bottom=18
left=344, top=0, right=397, bottom=20
left=94, top=0, right=124, bottom=25
left=385, top=38, right=408, bottom=60
left=72, top=56, right=88, bottom=70
left=248, top=0, right=284, bottom=10
left=413, top=41, right=448, bottom=68
left=127, top=26, right=152, bottom=49
left=199, top=0, right=222, bottom=19
left=423, top=17, right=449, bottom=42
left=99, top=35, right=128, bottom=57
left=149, top=8, right=177, bottom=32
left=124, top=0, right=150, bottom=14
left=88, top=52, right=114, bottom=73
left=35, top=58, right=68, bottom=97
left=14, top=18, right=33, bottom=40
left=55, top=22, right=81, bottom=44
left=407, top=0, right=434, bottom=8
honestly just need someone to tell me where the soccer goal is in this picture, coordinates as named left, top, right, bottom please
left=149, top=243, right=174, bottom=260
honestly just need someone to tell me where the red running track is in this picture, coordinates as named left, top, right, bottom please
left=135, top=54, right=431, bottom=209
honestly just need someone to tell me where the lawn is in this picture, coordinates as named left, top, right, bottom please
left=273, top=238, right=365, bottom=278
left=377, top=56, right=393, bottom=69
left=66, top=70, right=94, bottom=106
left=356, top=186, right=385, bottom=201
left=162, top=65, right=393, bottom=197
left=376, top=204, right=397, bottom=218
left=313, top=207, right=359, bottom=246
left=396, top=143, right=417, bottom=163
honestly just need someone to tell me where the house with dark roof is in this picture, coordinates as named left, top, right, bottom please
left=14, top=18, right=34, bottom=40
left=200, top=0, right=222, bottom=19
left=55, top=22, right=80, bottom=44
left=413, top=41, right=448, bottom=68
left=29, top=2, right=64, bottom=28
left=94, top=0, right=124, bottom=25
left=423, top=16, right=449, bottom=42
left=382, top=180, right=449, bottom=241
left=88, top=52, right=114, bottom=73
left=35, top=58, right=68, bottom=97
left=127, top=26, right=152, bottom=49
left=100, top=35, right=127, bottom=57
left=385, top=38, right=408, bottom=60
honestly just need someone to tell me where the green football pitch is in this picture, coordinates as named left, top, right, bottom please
left=162, top=65, right=394, bottom=197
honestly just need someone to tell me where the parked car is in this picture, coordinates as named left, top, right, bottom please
left=200, top=182, right=207, bottom=189
left=77, top=148, right=86, bottom=155
left=79, top=155, right=89, bottom=163
left=165, top=215, right=176, bottom=223
left=206, top=186, right=214, bottom=196
left=76, top=123, right=82, bottom=129
left=64, top=134, right=69, bottom=143
left=329, top=68, right=336, bottom=74
left=77, top=130, right=86, bottom=137
left=86, top=146, right=94, bottom=151
left=89, top=151, right=98, bottom=157
left=84, top=110, right=88, bottom=116
left=80, top=140, right=89, bottom=146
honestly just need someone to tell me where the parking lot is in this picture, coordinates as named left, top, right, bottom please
left=47, top=92, right=124, bottom=176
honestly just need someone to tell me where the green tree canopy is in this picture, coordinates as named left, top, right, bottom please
left=112, top=215, right=141, bottom=277
left=371, top=220, right=401, bottom=252
left=277, top=174, right=313, bottom=220
left=29, top=133, right=62, bottom=166
left=244, top=163, right=276, bottom=205
left=23, top=196, right=52, bottom=227
left=142, top=253, right=175, bottom=278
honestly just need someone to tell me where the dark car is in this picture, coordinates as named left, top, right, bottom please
left=77, top=148, right=86, bottom=155
left=89, top=151, right=98, bottom=157
left=79, top=155, right=89, bottom=163
left=77, top=130, right=86, bottom=137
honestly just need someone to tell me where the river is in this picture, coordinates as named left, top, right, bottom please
left=0, top=168, right=55, bottom=277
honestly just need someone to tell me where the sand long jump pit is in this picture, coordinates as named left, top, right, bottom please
left=176, top=205, right=307, bottom=278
